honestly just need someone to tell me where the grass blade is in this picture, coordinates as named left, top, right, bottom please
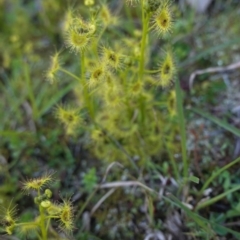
left=38, top=81, right=77, bottom=117
left=196, top=185, right=240, bottom=211
left=199, top=156, right=240, bottom=195
left=175, top=78, right=188, bottom=178
left=191, top=108, right=240, bottom=137
left=165, top=194, right=240, bottom=239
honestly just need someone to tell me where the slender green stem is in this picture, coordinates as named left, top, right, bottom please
left=138, top=1, right=149, bottom=80
left=93, top=25, right=107, bottom=59
left=24, top=62, right=37, bottom=120
left=81, top=51, right=94, bottom=119
left=175, top=78, right=188, bottom=179
left=76, top=187, right=98, bottom=220
left=37, top=233, right=42, bottom=240
left=15, top=222, right=39, bottom=227
left=39, top=206, right=47, bottom=240
left=49, top=225, right=60, bottom=238
left=37, top=189, right=47, bottom=240
left=199, top=156, right=240, bottom=196
left=97, top=25, right=107, bottom=43
left=81, top=50, right=86, bottom=86
left=196, top=185, right=240, bottom=211
left=192, top=107, right=240, bottom=137
left=166, top=139, right=180, bottom=180
left=107, top=131, right=139, bottom=172
left=145, top=69, right=161, bottom=74
left=124, top=2, right=135, bottom=32
left=46, top=218, right=51, bottom=233
left=138, top=1, right=150, bottom=125
left=59, top=68, right=82, bottom=82
left=46, top=215, right=59, bottom=219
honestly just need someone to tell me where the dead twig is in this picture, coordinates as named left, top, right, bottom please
left=90, top=188, right=116, bottom=215
left=101, top=162, right=123, bottom=183
left=189, top=61, right=240, bottom=89
left=99, top=181, right=155, bottom=193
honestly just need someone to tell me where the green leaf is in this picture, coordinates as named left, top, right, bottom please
left=189, top=175, right=200, bottom=184
left=164, top=194, right=240, bottom=239
left=38, top=81, right=77, bottom=117
left=196, top=185, right=240, bottom=210
left=199, top=156, right=240, bottom=195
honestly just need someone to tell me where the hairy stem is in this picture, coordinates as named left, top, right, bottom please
left=59, top=68, right=82, bottom=82
left=138, top=0, right=150, bottom=124
left=81, top=51, right=94, bottom=119
left=139, top=1, right=149, bottom=80
left=39, top=206, right=47, bottom=240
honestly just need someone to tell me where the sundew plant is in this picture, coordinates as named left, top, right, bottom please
left=2, top=0, right=240, bottom=239
left=49, top=0, right=181, bottom=172
left=1, top=173, right=74, bottom=240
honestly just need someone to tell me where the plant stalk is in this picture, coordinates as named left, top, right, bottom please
left=39, top=206, right=47, bottom=240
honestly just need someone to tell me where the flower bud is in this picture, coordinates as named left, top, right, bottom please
left=45, top=189, right=52, bottom=198
left=84, top=0, right=94, bottom=6
left=34, top=197, right=40, bottom=205
left=41, top=200, right=51, bottom=208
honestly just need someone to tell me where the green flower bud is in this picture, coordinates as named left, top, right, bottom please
left=34, top=197, right=40, bottom=205
left=41, top=200, right=51, bottom=208
left=45, top=189, right=52, bottom=198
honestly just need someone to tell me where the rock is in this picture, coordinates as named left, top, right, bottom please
left=185, top=0, right=213, bottom=13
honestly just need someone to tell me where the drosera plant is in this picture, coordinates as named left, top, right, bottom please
left=48, top=0, right=182, bottom=172
left=43, top=1, right=240, bottom=238
left=0, top=172, right=75, bottom=240
left=46, top=0, right=195, bottom=237
left=1, top=0, right=240, bottom=239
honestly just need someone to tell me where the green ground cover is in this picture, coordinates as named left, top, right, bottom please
left=1, top=0, right=240, bottom=239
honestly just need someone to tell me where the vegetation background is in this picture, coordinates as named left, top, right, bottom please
left=0, top=0, right=240, bottom=239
